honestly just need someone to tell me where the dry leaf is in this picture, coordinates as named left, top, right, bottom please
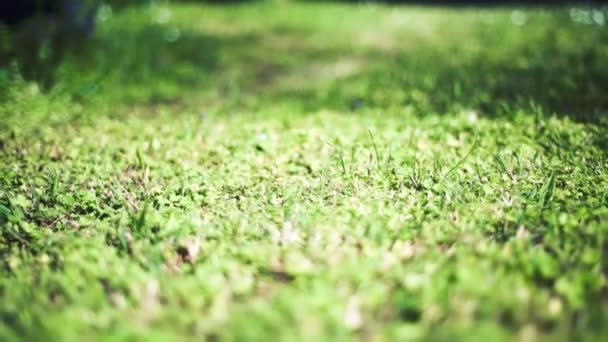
left=178, top=236, right=201, bottom=264
left=344, top=296, right=362, bottom=330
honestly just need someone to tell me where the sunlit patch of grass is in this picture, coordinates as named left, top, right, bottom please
left=1, top=1, right=607, bottom=340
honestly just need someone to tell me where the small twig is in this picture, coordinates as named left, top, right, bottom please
left=114, top=178, right=140, bottom=212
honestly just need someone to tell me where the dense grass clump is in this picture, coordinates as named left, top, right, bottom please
left=1, top=2, right=607, bottom=340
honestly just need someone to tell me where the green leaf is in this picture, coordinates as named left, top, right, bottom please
left=539, top=172, right=556, bottom=207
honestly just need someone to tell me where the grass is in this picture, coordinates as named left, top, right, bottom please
left=1, top=1, right=608, bottom=340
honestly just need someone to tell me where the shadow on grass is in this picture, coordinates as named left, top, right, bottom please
left=86, top=23, right=261, bottom=105
left=264, top=27, right=608, bottom=125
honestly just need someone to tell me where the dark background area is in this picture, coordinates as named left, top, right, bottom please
left=2, top=0, right=607, bottom=26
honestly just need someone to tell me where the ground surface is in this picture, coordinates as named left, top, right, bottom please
left=1, top=2, right=607, bottom=341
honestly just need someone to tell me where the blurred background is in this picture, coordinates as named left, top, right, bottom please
left=1, top=0, right=607, bottom=124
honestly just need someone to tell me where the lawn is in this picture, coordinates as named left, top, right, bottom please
left=1, top=1, right=607, bottom=340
